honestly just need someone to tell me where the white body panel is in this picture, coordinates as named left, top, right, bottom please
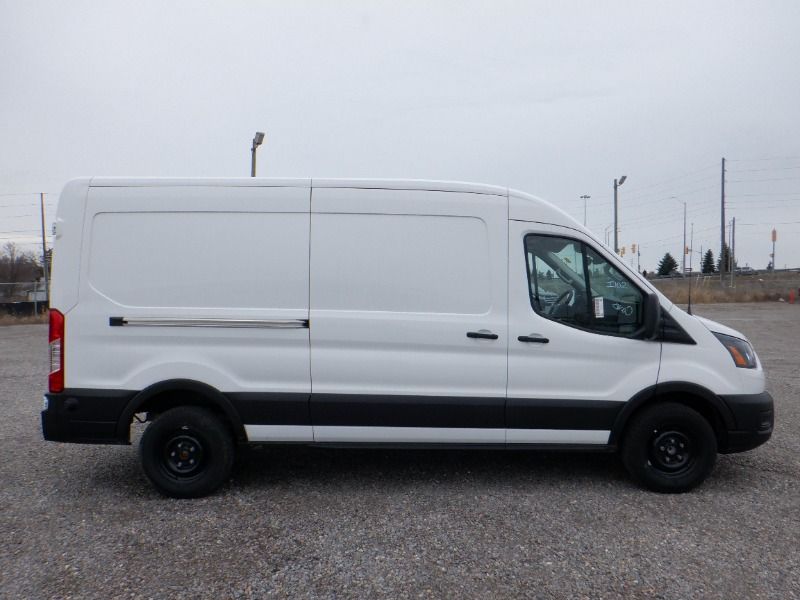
left=659, top=306, right=765, bottom=395
left=65, top=183, right=311, bottom=395
left=309, top=187, right=508, bottom=400
left=50, top=178, right=91, bottom=313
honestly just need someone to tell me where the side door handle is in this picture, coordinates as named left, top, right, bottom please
left=467, top=330, right=499, bottom=340
left=518, top=334, right=549, bottom=344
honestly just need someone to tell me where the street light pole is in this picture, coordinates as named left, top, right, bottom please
left=613, top=175, right=626, bottom=254
left=250, top=131, right=265, bottom=177
left=580, top=195, right=591, bottom=227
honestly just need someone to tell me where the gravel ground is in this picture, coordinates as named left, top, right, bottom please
left=1, top=303, right=798, bottom=599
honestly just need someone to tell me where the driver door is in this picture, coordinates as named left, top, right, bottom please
left=506, top=221, right=661, bottom=445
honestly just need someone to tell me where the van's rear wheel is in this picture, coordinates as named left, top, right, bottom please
left=621, top=402, right=716, bottom=493
left=140, top=406, right=234, bottom=498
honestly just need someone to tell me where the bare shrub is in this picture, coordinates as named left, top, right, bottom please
left=0, top=313, right=47, bottom=326
left=651, top=274, right=797, bottom=304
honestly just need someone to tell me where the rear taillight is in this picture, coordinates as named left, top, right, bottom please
left=49, top=309, right=64, bottom=392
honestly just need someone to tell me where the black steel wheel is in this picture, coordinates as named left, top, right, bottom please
left=621, top=402, right=717, bottom=493
left=140, top=406, right=234, bottom=498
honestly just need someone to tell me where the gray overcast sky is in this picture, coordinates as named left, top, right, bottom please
left=2, top=0, right=799, bottom=272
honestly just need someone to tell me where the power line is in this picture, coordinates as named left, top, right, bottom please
left=726, top=191, right=800, bottom=197
left=617, top=164, right=717, bottom=195
left=0, top=191, right=61, bottom=197
left=726, top=165, right=800, bottom=173
left=737, top=220, right=800, bottom=226
left=645, top=225, right=718, bottom=245
left=726, top=156, right=800, bottom=162
left=728, top=176, right=800, bottom=183
left=0, top=202, right=57, bottom=209
left=621, top=204, right=718, bottom=228
left=623, top=182, right=718, bottom=204
left=734, top=227, right=800, bottom=235
left=728, top=203, right=800, bottom=210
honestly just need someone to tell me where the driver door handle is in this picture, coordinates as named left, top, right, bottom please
left=518, top=334, right=549, bottom=344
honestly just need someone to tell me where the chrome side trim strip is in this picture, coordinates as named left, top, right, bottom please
left=109, top=317, right=308, bottom=329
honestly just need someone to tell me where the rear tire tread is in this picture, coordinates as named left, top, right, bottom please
left=140, top=406, right=234, bottom=498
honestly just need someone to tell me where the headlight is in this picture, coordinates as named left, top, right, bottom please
left=713, top=332, right=757, bottom=369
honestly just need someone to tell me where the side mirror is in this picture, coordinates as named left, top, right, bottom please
left=642, top=293, right=661, bottom=340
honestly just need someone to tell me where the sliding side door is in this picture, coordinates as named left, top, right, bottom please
left=309, top=186, right=508, bottom=443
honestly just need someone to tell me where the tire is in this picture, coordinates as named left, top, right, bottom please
left=621, top=402, right=717, bottom=493
left=140, top=406, right=235, bottom=498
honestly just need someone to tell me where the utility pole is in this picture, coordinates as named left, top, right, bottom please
left=688, top=225, right=695, bottom=314
left=39, top=193, right=50, bottom=303
left=580, top=195, right=591, bottom=226
left=682, top=201, right=687, bottom=276
left=700, top=244, right=703, bottom=274
left=720, top=157, right=726, bottom=280
left=771, top=228, right=777, bottom=271
left=613, top=175, right=627, bottom=254
left=728, top=217, right=735, bottom=287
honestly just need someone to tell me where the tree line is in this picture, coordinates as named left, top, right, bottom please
left=655, top=246, right=736, bottom=277
left=0, top=242, right=47, bottom=299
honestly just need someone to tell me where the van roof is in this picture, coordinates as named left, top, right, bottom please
left=88, top=177, right=508, bottom=197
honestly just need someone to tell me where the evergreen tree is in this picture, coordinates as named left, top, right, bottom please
left=717, top=243, right=736, bottom=273
left=657, top=252, right=679, bottom=276
left=701, top=249, right=715, bottom=274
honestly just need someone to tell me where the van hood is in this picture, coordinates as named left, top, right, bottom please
left=693, top=315, right=749, bottom=341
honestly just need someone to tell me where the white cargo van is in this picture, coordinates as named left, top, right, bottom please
left=42, top=178, right=773, bottom=497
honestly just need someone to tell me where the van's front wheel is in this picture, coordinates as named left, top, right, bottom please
left=140, top=406, right=234, bottom=498
left=621, top=402, right=717, bottom=493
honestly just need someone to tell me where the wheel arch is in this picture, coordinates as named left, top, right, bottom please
left=115, top=379, right=247, bottom=444
left=609, top=382, right=736, bottom=450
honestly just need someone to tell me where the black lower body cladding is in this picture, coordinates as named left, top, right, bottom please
left=42, top=387, right=774, bottom=454
left=42, top=390, right=134, bottom=444
left=719, top=391, right=774, bottom=453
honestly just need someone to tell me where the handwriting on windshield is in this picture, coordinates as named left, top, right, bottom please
left=612, top=303, right=633, bottom=316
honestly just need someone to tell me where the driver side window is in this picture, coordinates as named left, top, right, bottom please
left=525, top=234, right=644, bottom=336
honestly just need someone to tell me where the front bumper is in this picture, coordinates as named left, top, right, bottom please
left=719, top=391, right=774, bottom=453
